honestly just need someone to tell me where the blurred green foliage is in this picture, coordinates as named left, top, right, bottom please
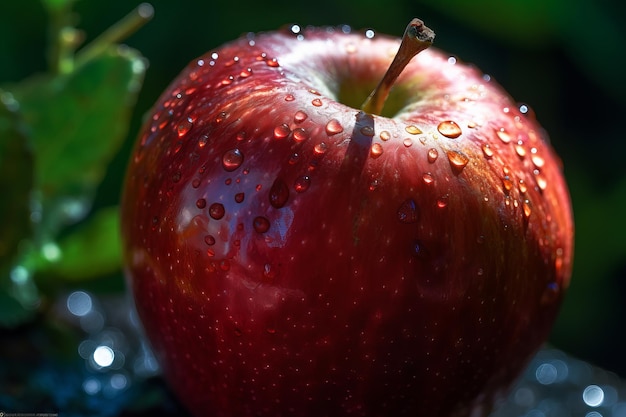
left=0, top=0, right=625, bottom=411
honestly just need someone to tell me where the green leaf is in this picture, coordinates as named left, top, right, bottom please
left=0, top=91, right=33, bottom=271
left=34, top=206, right=123, bottom=282
left=13, top=46, right=146, bottom=227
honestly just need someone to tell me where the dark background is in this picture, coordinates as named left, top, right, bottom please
left=1, top=0, right=625, bottom=413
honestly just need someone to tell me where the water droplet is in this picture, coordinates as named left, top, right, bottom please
left=215, top=111, right=228, bottom=124
left=312, top=98, right=322, bottom=107
left=437, top=121, right=462, bottom=138
left=172, top=171, right=181, bottom=183
left=522, top=199, right=532, bottom=219
left=209, top=203, right=225, bottom=219
left=294, top=110, right=308, bottom=123
left=288, top=153, right=300, bottom=165
left=519, top=180, right=528, bottom=194
left=370, top=143, right=383, bottom=158
left=515, top=144, right=526, bottom=157
left=422, top=172, right=434, bottom=184
left=235, top=193, right=245, bottom=203
left=256, top=184, right=263, bottom=191
left=177, top=117, right=193, bottom=137
left=379, top=131, right=391, bottom=141
left=198, top=135, right=208, bottom=148
left=253, top=216, right=270, bottom=233
left=427, top=148, right=438, bottom=163
left=360, top=125, right=375, bottom=136
left=274, top=124, right=291, bottom=139
left=196, top=198, right=207, bottom=209
left=314, top=142, right=328, bottom=155
left=225, top=178, right=232, bottom=185
left=397, top=198, right=419, bottom=224
left=446, top=150, right=469, bottom=172
left=294, top=176, right=311, bottom=192
left=405, top=125, right=422, bottom=135
left=536, top=174, right=547, bottom=191
left=482, top=144, right=494, bottom=158
left=436, top=196, right=449, bottom=208
left=496, top=128, right=511, bottom=143
left=292, top=127, right=309, bottom=142
left=263, top=263, right=277, bottom=280
left=325, top=119, right=343, bottom=135
left=369, top=179, right=380, bottom=191
left=222, top=148, right=244, bottom=171
left=191, top=178, right=201, bottom=188
left=240, top=68, right=253, bottom=78
left=269, top=178, right=290, bottom=208
left=204, top=235, right=216, bottom=245
left=502, top=176, right=514, bottom=192
left=206, top=249, right=215, bottom=257
left=220, top=75, right=234, bottom=86
left=403, top=138, right=413, bottom=147
left=266, top=58, right=279, bottom=67
left=236, top=131, right=248, bottom=141
left=284, top=94, right=295, bottom=102
left=220, top=260, right=231, bottom=271
left=531, top=154, right=545, bottom=168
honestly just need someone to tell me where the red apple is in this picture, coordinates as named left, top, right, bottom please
left=121, top=19, right=573, bottom=417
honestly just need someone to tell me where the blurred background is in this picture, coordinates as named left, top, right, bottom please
left=1, top=0, right=625, bottom=415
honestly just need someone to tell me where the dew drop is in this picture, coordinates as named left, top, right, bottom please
left=274, top=123, right=291, bottom=139
left=177, top=117, right=193, bottom=137
left=379, top=130, right=391, bottom=141
left=370, top=143, right=383, bottom=158
left=531, top=154, right=545, bottom=168
left=209, top=203, right=225, bottom=219
left=294, top=110, right=308, bottom=123
left=447, top=150, right=469, bottom=171
left=437, top=121, right=462, bottom=138
left=253, top=216, right=271, bottom=233
left=215, top=111, right=228, bottom=124
left=519, top=180, right=528, bottom=194
left=496, top=128, right=511, bottom=143
left=536, top=174, right=548, bottom=191
left=515, top=144, right=526, bottom=157
left=235, top=193, right=245, bottom=203
left=482, top=144, right=494, bottom=158
left=312, top=98, right=322, bottom=107
left=360, top=125, right=375, bottom=136
left=436, top=196, right=449, bottom=208
left=236, top=131, right=247, bottom=141
left=523, top=199, right=532, bottom=219
left=263, top=263, right=277, bottom=280
left=405, top=125, right=422, bottom=135
left=288, top=153, right=300, bottom=165
left=196, top=198, right=207, bottom=209
left=397, top=198, right=419, bottom=224
left=206, top=249, right=215, bottom=257
left=369, top=179, right=380, bottom=191
left=314, top=142, right=328, bottom=155
left=269, top=178, right=290, bottom=208
left=172, top=171, right=181, bottom=183
left=292, top=127, right=309, bottom=142
left=427, top=148, right=439, bottom=163
left=191, top=178, right=201, bottom=188
left=422, top=172, right=434, bottom=184
left=294, top=176, right=311, bottom=192
left=284, top=94, right=295, bottom=102
left=204, top=235, right=216, bottom=245
left=240, top=68, right=252, bottom=78
left=198, top=135, right=208, bottom=148
left=266, top=58, right=279, bottom=67
left=502, top=176, right=514, bottom=192
left=325, top=119, right=343, bottom=135
left=222, top=148, right=244, bottom=171
left=403, top=138, right=413, bottom=147
left=220, top=260, right=231, bottom=271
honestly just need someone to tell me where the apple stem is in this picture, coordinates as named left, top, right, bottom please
left=361, top=18, right=435, bottom=116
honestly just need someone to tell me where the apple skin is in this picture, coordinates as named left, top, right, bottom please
left=121, top=24, right=573, bottom=417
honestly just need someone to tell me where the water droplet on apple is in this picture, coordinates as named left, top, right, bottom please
left=312, top=98, right=322, bottom=107
left=294, top=176, right=311, bottom=192
left=294, top=110, right=308, bottom=123
left=292, top=127, right=309, bottom=142
left=220, top=75, right=234, bottom=86
left=422, top=173, right=434, bottom=184
left=519, top=180, right=528, bottom=194
left=177, top=117, right=193, bottom=137
left=482, top=144, right=494, bottom=158
left=379, top=131, right=391, bottom=141
left=235, top=193, right=245, bottom=203
left=370, top=143, right=383, bottom=158
left=522, top=199, right=532, bottom=219
left=191, top=178, right=201, bottom=188
left=427, top=148, right=438, bottom=163
left=209, top=203, right=225, bottom=219
left=284, top=94, right=295, bottom=102
left=263, top=263, right=277, bottom=280
left=215, top=111, right=228, bottom=124
left=172, top=171, right=181, bottom=183
left=325, top=119, right=343, bottom=135
left=437, top=121, right=462, bottom=138
left=314, top=142, right=328, bottom=155
left=369, top=179, right=380, bottom=191
left=288, top=153, right=300, bottom=165
left=240, top=68, right=252, bottom=78
left=502, top=176, right=514, bottom=192
left=269, top=178, right=290, bottom=208
left=220, top=260, right=231, bottom=271
left=207, top=249, right=215, bottom=257
left=397, top=198, right=419, bottom=224
left=253, top=216, right=270, bottom=233
left=531, top=154, right=545, bottom=168
left=436, top=196, right=449, bottom=208
left=222, top=148, right=244, bottom=171
left=496, top=128, right=511, bottom=143
left=274, top=124, right=291, bottom=139
left=515, top=144, right=526, bottom=157
left=446, top=150, right=469, bottom=172
left=198, top=135, right=208, bottom=148
left=196, top=198, right=206, bottom=209
left=405, top=125, right=422, bottom=135
left=403, top=138, right=413, bottom=147
left=266, top=58, right=279, bottom=67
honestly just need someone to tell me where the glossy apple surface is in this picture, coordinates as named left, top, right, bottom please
left=121, top=22, right=573, bottom=417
